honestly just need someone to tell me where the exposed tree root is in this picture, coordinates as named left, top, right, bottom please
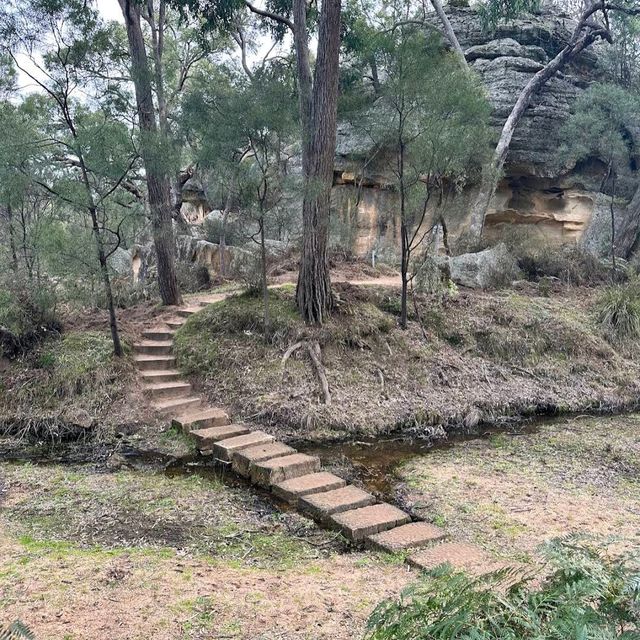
left=281, top=339, right=332, bottom=405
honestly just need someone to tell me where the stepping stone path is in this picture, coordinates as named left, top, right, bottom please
left=134, top=296, right=497, bottom=575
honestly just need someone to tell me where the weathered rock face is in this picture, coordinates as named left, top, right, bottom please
left=332, top=4, right=640, bottom=259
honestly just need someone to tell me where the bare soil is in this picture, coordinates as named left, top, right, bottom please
left=395, top=413, right=640, bottom=565
left=0, top=462, right=411, bottom=639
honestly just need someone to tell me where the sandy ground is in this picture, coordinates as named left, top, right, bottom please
left=0, top=537, right=411, bottom=640
left=0, top=463, right=412, bottom=640
left=396, top=414, right=640, bottom=565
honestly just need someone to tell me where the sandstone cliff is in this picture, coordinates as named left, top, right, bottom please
left=333, top=4, right=640, bottom=259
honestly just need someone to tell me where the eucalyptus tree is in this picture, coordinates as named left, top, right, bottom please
left=359, top=28, right=490, bottom=327
left=173, top=0, right=342, bottom=325
left=560, top=83, right=638, bottom=271
left=2, top=0, right=143, bottom=356
left=118, top=0, right=183, bottom=306
left=183, top=58, right=297, bottom=333
left=425, top=0, right=640, bottom=241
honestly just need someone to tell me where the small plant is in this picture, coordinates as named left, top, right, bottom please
left=365, top=536, right=640, bottom=640
left=597, top=282, right=640, bottom=344
left=0, top=621, right=35, bottom=640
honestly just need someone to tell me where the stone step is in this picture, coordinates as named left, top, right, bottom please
left=133, top=340, right=173, bottom=356
left=366, top=522, right=447, bottom=553
left=139, top=369, right=182, bottom=383
left=407, top=542, right=490, bottom=574
left=212, top=431, right=275, bottom=462
left=142, top=329, right=175, bottom=341
left=152, top=395, right=201, bottom=415
left=299, top=485, right=376, bottom=523
left=232, top=442, right=297, bottom=478
left=134, top=354, right=177, bottom=371
left=272, top=472, right=347, bottom=505
left=330, top=503, right=411, bottom=542
left=165, top=318, right=186, bottom=330
left=176, top=307, right=201, bottom=318
left=190, top=424, right=251, bottom=450
left=172, top=407, right=230, bottom=432
left=143, top=381, right=192, bottom=400
left=250, top=453, right=321, bottom=488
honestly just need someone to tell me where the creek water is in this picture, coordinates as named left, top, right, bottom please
left=162, top=423, right=539, bottom=503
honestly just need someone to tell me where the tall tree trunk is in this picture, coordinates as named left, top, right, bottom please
left=76, top=151, right=124, bottom=357
left=259, top=217, right=270, bottom=339
left=118, top=0, right=182, bottom=306
left=295, top=0, right=341, bottom=324
left=7, top=203, right=18, bottom=269
left=429, top=0, right=468, bottom=70
left=616, top=183, right=640, bottom=258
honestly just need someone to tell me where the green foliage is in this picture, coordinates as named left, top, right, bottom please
left=0, top=275, right=60, bottom=358
left=597, top=281, right=640, bottom=344
left=478, top=0, right=541, bottom=30
left=559, top=83, right=638, bottom=177
left=366, top=537, right=640, bottom=640
left=0, top=621, right=35, bottom=640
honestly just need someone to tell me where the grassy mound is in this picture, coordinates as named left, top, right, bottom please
left=174, top=284, right=640, bottom=442
left=0, top=331, right=136, bottom=436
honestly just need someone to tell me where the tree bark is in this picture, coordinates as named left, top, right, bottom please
left=118, top=0, right=182, bottom=306
left=616, top=183, right=640, bottom=258
left=429, top=0, right=468, bottom=70
left=259, top=217, right=270, bottom=339
left=7, top=203, right=18, bottom=269
left=295, top=0, right=341, bottom=324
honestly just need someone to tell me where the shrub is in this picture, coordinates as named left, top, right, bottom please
left=517, top=244, right=611, bottom=286
left=175, top=262, right=211, bottom=294
left=0, top=275, right=60, bottom=358
left=366, top=537, right=640, bottom=640
left=597, top=282, right=640, bottom=344
left=203, top=215, right=243, bottom=247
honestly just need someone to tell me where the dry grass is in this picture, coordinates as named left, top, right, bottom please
left=173, top=283, right=640, bottom=443
left=396, top=413, right=640, bottom=565
left=0, top=462, right=412, bottom=640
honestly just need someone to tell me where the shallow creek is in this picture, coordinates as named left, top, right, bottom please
left=164, top=423, right=539, bottom=503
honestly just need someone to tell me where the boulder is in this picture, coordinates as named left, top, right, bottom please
left=450, top=243, right=520, bottom=289
left=107, top=247, right=133, bottom=278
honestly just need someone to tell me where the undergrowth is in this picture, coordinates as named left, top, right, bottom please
left=0, top=330, right=134, bottom=427
left=366, top=536, right=640, bottom=640
left=597, top=281, right=640, bottom=345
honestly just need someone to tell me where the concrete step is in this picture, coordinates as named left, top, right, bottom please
left=133, top=340, right=173, bottom=356
left=232, top=442, right=296, bottom=478
left=366, top=522, right=447, bottom=553
left=143, top=381, right=192, bottom=400
left=250, top=453, right=321, bottom=488
left=165, top=318, right=186, bottom=330
left=152, top=395, right=201, bottom=415
left=134, top=354, right=177, bottom=371
left=212, top=431, right=275, bottom=462
left=176, top=307, right=201, bottom=318
left=330, top=503, right=411, bottom=542
left=407, top=542, right=491, bottom=574
left=142, top=328, right=175, bottom=341
left=139, top=369, right=182, bottom=383
left=299, top=485, right=376, bottom=523
left=172, top=407, right=230, bottom=432
left=190, top=424, right=251, bottom=450
left=273, top=472, right=346, bottom=505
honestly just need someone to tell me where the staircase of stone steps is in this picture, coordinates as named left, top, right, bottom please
left=133, top=299, right=498, bottom=576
